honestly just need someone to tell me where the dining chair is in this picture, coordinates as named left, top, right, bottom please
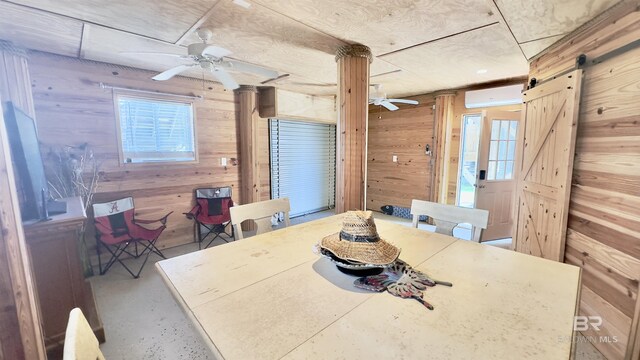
left=410, top=199, right=489, bottom=242
left=230, top=198, right=290, bottom=240
left=63, top=308, right=105, bottom=360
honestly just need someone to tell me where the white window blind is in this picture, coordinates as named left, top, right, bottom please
left=117, top=96, right=195, bottom=163
left=270, top=119, right=336, bottom=217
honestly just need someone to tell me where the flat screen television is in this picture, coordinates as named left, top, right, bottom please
left=3, top=101, right=65, bottom=221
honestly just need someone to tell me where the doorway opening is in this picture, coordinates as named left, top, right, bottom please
left=456, top=114, right=481, bottom=209
left=269, top=119, right=336, bottom=218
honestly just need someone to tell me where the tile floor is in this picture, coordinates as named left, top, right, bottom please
left=93, top=210, right=605, bottom=359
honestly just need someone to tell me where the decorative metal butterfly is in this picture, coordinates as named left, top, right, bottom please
left=354, top=259, right=452, bottom=310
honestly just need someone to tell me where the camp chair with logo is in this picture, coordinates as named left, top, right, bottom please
left=184, top=187, right=234, bottom=249
left=93, top=197, right=172, bottom=278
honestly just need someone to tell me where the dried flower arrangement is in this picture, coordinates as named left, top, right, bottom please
left=44, top=143, right=101, bottom=277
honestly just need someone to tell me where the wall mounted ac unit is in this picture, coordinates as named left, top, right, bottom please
left=465, top=84, right=524, bottom=109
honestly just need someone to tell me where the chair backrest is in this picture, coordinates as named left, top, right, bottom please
left=230, top=198, right=290, bottom=239
left=92, top=197, right=136, bottom=244
left=410, top=199, right=489, bottom=242
left=193, top=187, right=234, bottom=224
left=196, top=186, right=232, bottom=199
left=63, top=308, right=105, bottom=360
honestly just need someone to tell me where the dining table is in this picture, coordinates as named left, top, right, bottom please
left=156, top=213, right=581, bottom=360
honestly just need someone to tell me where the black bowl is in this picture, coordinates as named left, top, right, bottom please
left=335, top=264, right=384, bottom=277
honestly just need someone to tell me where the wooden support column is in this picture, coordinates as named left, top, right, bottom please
left=235, top=85, right=262, bottom=230
left=0, top=41, right=46, bottom=360
left=335, top=44, right=371, bottom=213
left=431, top=93, right=455, bottom=204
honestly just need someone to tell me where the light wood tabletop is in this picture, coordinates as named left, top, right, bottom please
left=156, top=214, right=581, bottom=360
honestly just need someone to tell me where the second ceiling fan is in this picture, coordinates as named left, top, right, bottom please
left=124, top=28, right=278, bottom=90
left=369, top=84, right=419, bottom=111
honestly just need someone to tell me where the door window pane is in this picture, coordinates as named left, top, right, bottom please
left=499, top=121, right=509, bottom=140
left=488, top=161, right=496, bottom=180
left=489, top=141, right=498, bottom=161
left=496, top=161, right=506, bottom=179
left=498, top=141, right=507, bottom=160
left=509, top=121, right=518, bottom=141
left=491, top=120, right=500, bottom=140
left=486, top=119, right=518, bottom=181
left=506, top=161, right=514, bottom=179
left=507, top=141, right=516, bottom=161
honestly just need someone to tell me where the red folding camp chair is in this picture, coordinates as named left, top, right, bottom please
left=184, top=187, right=234, bottom=249
left=93, top=197, right=172, bottom=279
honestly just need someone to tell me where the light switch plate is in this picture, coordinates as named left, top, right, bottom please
left=221, top=157, right=228, bottom=166
left=392, top=155, right=398, bottom=163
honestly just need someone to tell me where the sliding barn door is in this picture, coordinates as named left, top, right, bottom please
left=514, top=70, right=582, bottom=261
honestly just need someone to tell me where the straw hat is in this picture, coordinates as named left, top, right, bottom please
left=320, top=211, right=400, bottom=265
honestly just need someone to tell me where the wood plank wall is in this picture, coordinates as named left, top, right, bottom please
left=529, top=2, right=640, bottom=358
left=366, top=89, right=522, bottom=212
left=366, top=95, right=435, bottom=211
left=27, top=51, right=242, bottom=252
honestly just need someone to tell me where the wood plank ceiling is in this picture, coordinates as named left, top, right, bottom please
left=0, top=0, right=620, bottom=97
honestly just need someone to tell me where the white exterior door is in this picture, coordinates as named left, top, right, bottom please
left=475, top=110, right=520, bottom=241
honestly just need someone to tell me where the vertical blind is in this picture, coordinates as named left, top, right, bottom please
left=270, top=119, right=336, bottom=217
left=117, top=96, right=195, bottom=163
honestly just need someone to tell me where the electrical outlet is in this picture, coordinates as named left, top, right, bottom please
left=392, top=155, right=398, bottom=163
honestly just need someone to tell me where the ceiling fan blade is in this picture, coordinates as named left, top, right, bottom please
left=387, top=99, right=419, bottom=105
left=380, top=100, right=399, bottom=111
left=152, top=64, right=197, bottom=81
left=211, top=67, right=239, bottom=90
left=202, top=45, right=232, bottom=59
left=223, top=59, right=278, bottom=78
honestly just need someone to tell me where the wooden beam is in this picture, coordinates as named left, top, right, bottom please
left=431, top=93, right=455, bottom=204
left=0, top=55, right=46, bottom=358
left=235, top=85, right=264, bottom=230
left=335, top=44, right=371, bottom=213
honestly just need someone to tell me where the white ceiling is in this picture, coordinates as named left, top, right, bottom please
left=0, top=0, right=620, bottom=97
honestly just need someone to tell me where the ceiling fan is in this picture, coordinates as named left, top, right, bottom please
left=123, top=28, right=278, bottom=90
left=369, top=84, right=419, bottom=111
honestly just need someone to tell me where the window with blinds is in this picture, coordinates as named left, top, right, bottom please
left=270, top=119, right=336, bottom=217
left=116, top=95, right=196, bottom=164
